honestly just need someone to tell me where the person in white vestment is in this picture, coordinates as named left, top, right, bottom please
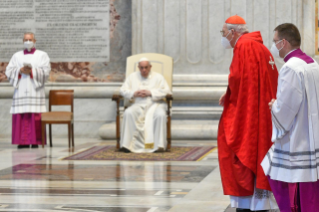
left=5, top=32, right=51, bottom=149
left=119, top=57, right=172, bottom=153
left=262, top=23, right=319, bottom=212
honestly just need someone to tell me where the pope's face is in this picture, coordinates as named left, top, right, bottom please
left=23, top=34, right=36, bottom=43
left=138, top=61, right=152, bottom=78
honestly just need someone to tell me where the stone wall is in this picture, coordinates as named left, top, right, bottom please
left=0, top=0, right=317, bottom=140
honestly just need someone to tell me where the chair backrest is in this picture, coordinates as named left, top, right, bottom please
left=49, top=90, right=74, bottom=112
left=126, top=53, right=173, bottom=89
left=125, top=53, right=173, bottom=107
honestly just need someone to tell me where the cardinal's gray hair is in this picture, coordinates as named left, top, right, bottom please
left=226, top=24, right=249, bottom=35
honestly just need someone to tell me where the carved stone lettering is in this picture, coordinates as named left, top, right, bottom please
left=0, top=0, right=110, bottom=62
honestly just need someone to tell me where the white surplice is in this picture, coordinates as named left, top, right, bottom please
left=5, top=50, right=51, bottom=114
left=230, top=182, right=278, bottom=211
left=261, top=57, right=319, bottom=183
left=120, top=71, right=172, bottom=153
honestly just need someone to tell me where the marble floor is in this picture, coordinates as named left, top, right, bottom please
left=0, top=138, right=233, bottom=212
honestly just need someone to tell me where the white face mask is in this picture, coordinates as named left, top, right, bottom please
left=270, top=40, right=283, bottom=58
left=24, top=41, right=34, bottom=51
left=221, top=31, right=233, bottom=49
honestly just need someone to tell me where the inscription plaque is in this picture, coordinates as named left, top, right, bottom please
left=0, top=0, right=110, bottom=62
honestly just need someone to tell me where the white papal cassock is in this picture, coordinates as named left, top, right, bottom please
left=5, top=49, right=51, bottom=114
left=120, top=71, right=172, bottom=153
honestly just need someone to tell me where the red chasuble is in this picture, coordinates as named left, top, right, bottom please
left=218, top=31, right=278, bottom=196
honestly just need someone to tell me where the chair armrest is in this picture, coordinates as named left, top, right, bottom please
left=166, top=94, right=173, bottom=101
left=112, top=94, right=123, bottom=101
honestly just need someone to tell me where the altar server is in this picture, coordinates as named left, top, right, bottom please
left=262, top=23, right=319, bottom=212
left=5, top=32, right=51, bottom=148
left=120, top=57, right=171, bottom=153
left=218, top=15, right=279, bottom=211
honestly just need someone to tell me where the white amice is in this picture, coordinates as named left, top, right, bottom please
left=120, top=71, right=172, bottom=153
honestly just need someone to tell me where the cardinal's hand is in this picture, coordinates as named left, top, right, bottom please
left=219, top=92, right=226, bottom=106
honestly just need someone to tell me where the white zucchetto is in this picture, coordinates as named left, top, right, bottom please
left=139, top=57, right=150, bottom=63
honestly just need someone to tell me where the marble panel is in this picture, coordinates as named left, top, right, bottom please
left=245, top=0, right=253, bottom=32
left=296, top=0, right=303, bottom=45
left=164, top=0, right=180, bottom=62
left=0, top=99, right=12, bottom=120
left=253, top=0, right=270, bottom=48
left=186, top=0, right=202, bottom=64
left=291, top=0, right=297, bottom=24
left=269, top=1, right=276, bottom=44
left=0, top=164, right=216, bottom=182
left=208, top=0, right=226, bottom=63
left=0, top=204, right=168, bottom=212
left=0, top=120, right=12, bottom=139
left=303, top=0, right=316, bottom=56
left=230, top=0, right=246, bottom=19
left=142, top=1, right=159, bottom=53
left=276, top=0, right=292, bottom=25
left=0, top=187, right=189, bottom=198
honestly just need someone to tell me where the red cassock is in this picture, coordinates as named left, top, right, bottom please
left=218, top=31, right=278, bottom=196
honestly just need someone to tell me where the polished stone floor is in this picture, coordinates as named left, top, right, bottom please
left=0, top=138, right=231, bottom=212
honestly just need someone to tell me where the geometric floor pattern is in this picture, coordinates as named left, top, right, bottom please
left=62, top=145, right=216, bottom=161
left=0, top=138, right=230, bottom=212
left=0, top=163, right=216, bottom=182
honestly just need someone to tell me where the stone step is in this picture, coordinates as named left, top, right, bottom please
left=172, top=107, right=222, bottom=120
left=98, top=120, right=219, bottom=140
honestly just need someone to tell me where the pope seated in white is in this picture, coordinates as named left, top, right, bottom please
left=120, top=57, right=172, bottom=153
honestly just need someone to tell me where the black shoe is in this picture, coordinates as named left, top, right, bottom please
left=122, top=148, right=131, bottom=153
left=236, top=209, right=252, bottom=212
left=17, top=145, right=29, bottom=149
left=31, top=145, right=39, bottom=148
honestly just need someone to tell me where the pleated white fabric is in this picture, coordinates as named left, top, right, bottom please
left=230, top=181, right=278, bottom=211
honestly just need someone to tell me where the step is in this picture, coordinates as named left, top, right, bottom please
left=98, top=120, right=219, bottom=140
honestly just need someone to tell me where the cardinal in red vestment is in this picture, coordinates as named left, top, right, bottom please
left=218, top=15, right=279, bottom=211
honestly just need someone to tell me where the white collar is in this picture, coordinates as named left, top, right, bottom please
left=283, top=49, right=298, bottom=60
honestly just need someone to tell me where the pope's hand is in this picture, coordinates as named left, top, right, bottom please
left=134, top=90, right=151, bottom=98
left=134, top=90, right=142, bottom=97
left=219, top=92, right=226, bottom=106
left=269, top=99, right=276, bottom=110
left=140, top=90, right=151, bottom=97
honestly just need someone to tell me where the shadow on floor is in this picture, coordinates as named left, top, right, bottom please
left=224, top=205, right=280, bottom=212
